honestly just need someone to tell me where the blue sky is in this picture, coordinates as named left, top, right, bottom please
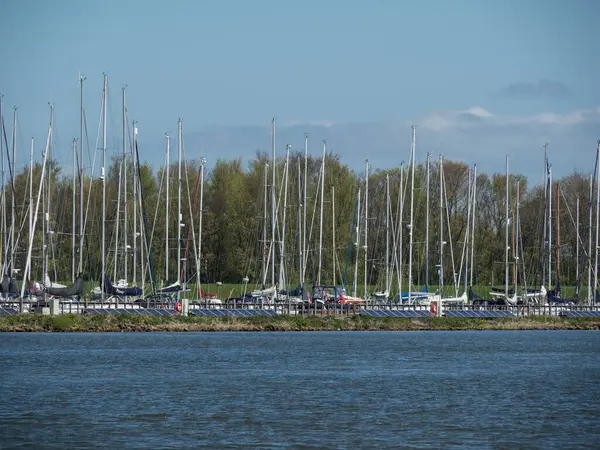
left=1, top=0, right=599, bottom=180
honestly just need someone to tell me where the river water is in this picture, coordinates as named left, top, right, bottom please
left=1, top=331, right=599, bottom=449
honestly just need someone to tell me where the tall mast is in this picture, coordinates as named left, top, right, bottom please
left=302, top=134, right=308, bottom=289
left=101, top=74, right=107, bottom=299
left=463, top=168, right=472, bottom=295
left=352, top=188, right=361, bottom=296
left=197, top=157, right=205, bottom=293
left=45, top=105, right=55, bottom=282
left=588, top=174, right=593, bottom=303
left=279, top=145, right=290, bottom=290
left=10, top=107, right=16, bottom=273
left=385, top=174, right=390, bottom=293
left=438, top=155, right=444, bottom=294
left=317, top=141, right=326, bottom=285
left=177, top=118, right=182, bottom=288
left=504, top=155, right=509, bottom=299
left=21, top=107, right=52, bottom=298
left=270, top=118, right=276, bottom=287
left=41, top=144, right=46, bottom=285
left=122, top=86, right=128, bottom=282
left=548, top=165, right=553, bottom=290
left=261, top=163, right=268, bottom=287
left=78, top=75, right=85, bottom=275
left=72, top=138, right=76, bottom=282
left=363, top=159, right=369, bottom=301
left=425, top=152, right=430, bottom=288
left=556, top=182, right=561, bottom=285
left=516, top=179, right=521, bottom=294
left=407, top=126, right=416, bottom=304
left=28, top=137, right=33, bottom=282
left=576, top=196, right=580, bottom=288
left=469, top=165, right=477, bottom=288
left=297, top=158, right=302, bottom=290
left=113, top=157, right=121, bottom=283
left=165, top=133, right=170, bottom=283
left=399, top=162, right=404, bottom=297
left=541, top=144, right=548, bottom=288
left=332, top=184, right=336, bottom=287
left=595, top=140, right=600, bottom=298
left=512, top=205, right=516, bottom=294
left=132, top=121, right=138, bottom=285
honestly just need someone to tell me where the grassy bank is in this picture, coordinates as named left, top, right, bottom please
left=1, top=314, right=599, bottom=332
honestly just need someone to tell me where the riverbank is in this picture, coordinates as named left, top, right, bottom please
left=1, top=314, right=600, bottom=332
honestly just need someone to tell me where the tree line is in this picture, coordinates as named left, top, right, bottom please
left=0, top=149, right=593, bottom=296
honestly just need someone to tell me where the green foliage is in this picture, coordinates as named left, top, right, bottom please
left=1, top=150, right=590, bottom=297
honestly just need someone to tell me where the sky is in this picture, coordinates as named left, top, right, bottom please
left=1, top=0, right=599, bottom=183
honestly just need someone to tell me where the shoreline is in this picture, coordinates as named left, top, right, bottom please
left=1, top=314, right=599, bottom=332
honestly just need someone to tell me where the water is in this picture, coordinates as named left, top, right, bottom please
left=1, top=331, right=599, bottom=449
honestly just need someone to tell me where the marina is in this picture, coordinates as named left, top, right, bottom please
left=0, top=78, right=599, bottom=316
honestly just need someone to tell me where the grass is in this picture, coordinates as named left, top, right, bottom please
left=1, top=314, right=599, bottom=332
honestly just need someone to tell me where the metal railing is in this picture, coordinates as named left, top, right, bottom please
left=2, top=297, right=600, bottom=317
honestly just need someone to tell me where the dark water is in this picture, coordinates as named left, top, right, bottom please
left=1, top=331, right=599, bottom=449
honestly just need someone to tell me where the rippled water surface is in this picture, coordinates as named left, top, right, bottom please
left=1, top=331, right=599, bottom=449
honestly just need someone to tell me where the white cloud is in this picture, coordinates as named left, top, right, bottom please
left=132, top=106, right=599, bottom=182
left=420, top=106, right=600, bottom=131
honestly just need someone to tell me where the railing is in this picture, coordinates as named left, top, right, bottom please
left=2, top=296, right=600, bottom=316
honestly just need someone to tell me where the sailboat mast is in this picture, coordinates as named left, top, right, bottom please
left=363, top=159, right=369, bottom=301
left=279, top=145, right=290, bottom=290
left=197, top=158, right=205, bottom=293
left=352, top=188, right=361, bottom=297
left=511, top=193, right=519, bottom=295
left=297, top=159, right=302, bottom=290
left=177, top=118, right=182, bottom=288
left=122, top=86, right=128, bottom=282
left=10, top=107, right=16, bottom=273
left=470, top=165, right=477, bottom=288
left=317, top=141, right=326, bottom=285
left=515, top=180, right=520, bottom=295
left=101, top=74, right=107, bottom=300
left=113, top=159, right=121, bottom=283
left=588, top=173, right=593, bottom=303
left=504, top=155, right=509, bottom=299
left=72, top=138, right=76, bottom=282
left=594, top=140, right=600, bottom=299
left=512, top=206, right=516, bottom=294
left=576, top=196, right=580, bottom=286
left=78, top=75, right=85, bottom=275
left=556, top=182, right=561, bottom=284
left=439, top=155, right=444, bottom=294
left=45, top=105, right=54, bottom=283
left=425, top=152, right=430, bottom=288
left=332, top=183, right=336, bottom=287
left=302, top=134, right=308, bottom=289
left=271, top=118, right=276, bottom=288
left=132, top=121, right=138, bottom=286
left=464, top=168, right=472, bottom=295
left=548, top=165, right=553, bottom=290
left=407, top=126, right=416, bottom=304
left=262, top=163, right=268, bottom=288
left=165, top=133, right=170, bottom=283
left=41, top=149, right=46, bottom=285
left=28, top=137, right=33, bottom=282
left=399, top=162, right=404, bottom=296
left=385, top=174, right=390, bottom=293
